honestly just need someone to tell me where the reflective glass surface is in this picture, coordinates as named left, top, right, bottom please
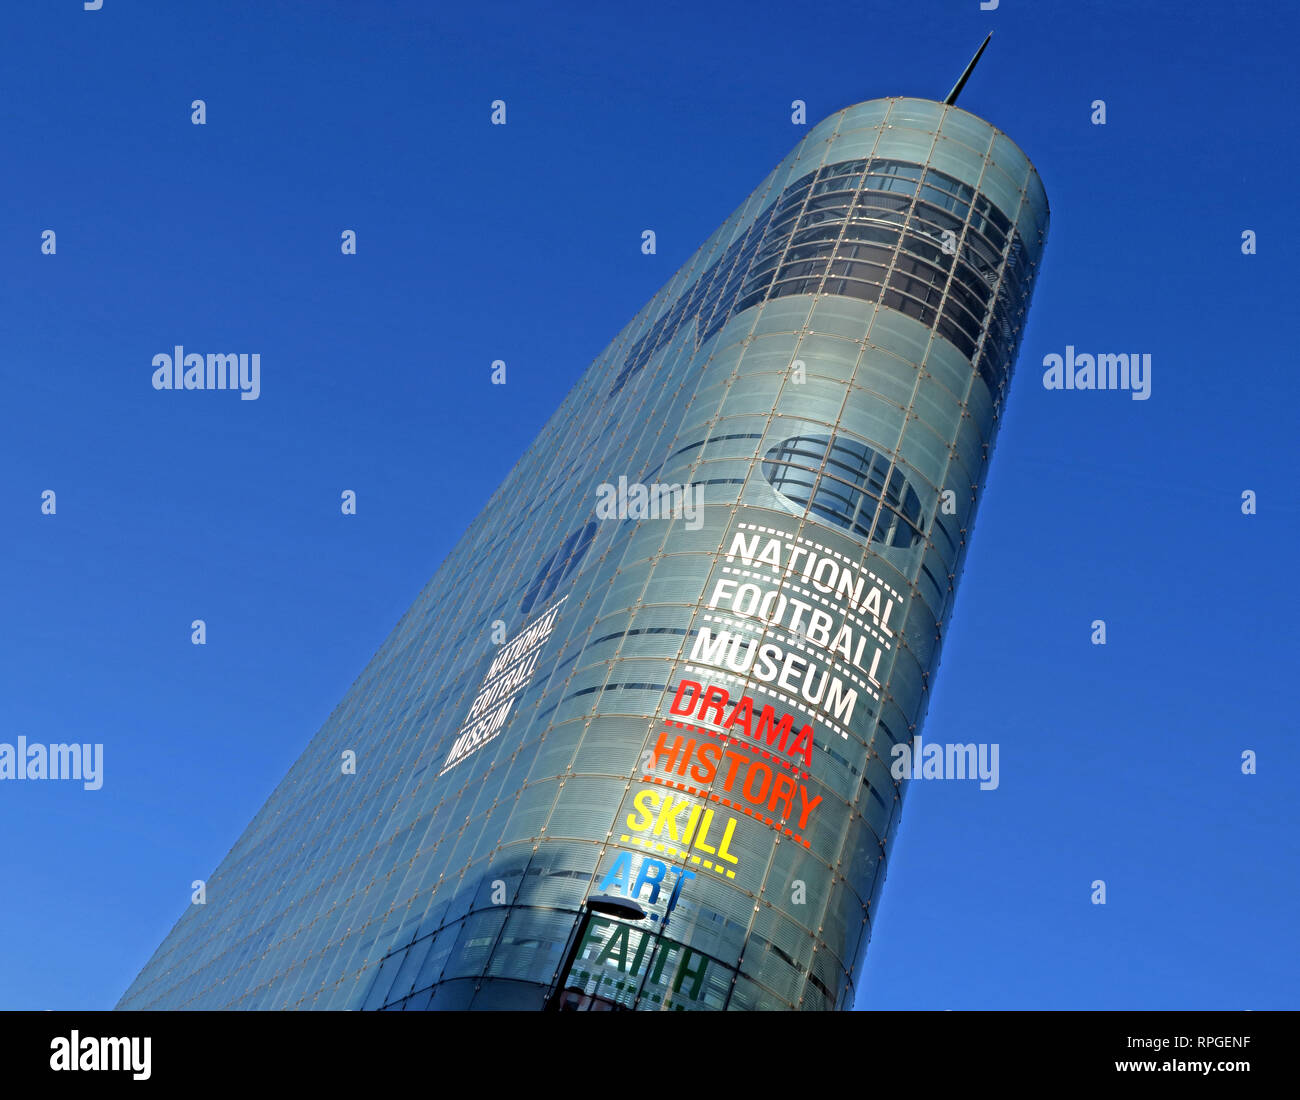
left=118, top=98, right=1047, bottom=1012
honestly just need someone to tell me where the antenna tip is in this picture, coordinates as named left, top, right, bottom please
left=943, top=34, right=994, bottom=107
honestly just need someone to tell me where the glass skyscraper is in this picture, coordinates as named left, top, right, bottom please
left=118, top=93, right=1048, bottom=1011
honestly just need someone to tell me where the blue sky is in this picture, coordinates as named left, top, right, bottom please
left=1, top=0, right=1296, bottom=1010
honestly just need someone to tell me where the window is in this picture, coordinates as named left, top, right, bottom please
left=520, top=522, right=597, bottom=614
left=608, top=155, right=1033, bottom=404
left=762, top=434, right=925, bottom=549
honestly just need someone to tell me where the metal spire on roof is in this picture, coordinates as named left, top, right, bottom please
left=944, top=33, right=992, bottom=106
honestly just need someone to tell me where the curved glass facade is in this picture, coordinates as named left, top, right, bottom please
left=118, top=96, right=1048, bottom=1012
